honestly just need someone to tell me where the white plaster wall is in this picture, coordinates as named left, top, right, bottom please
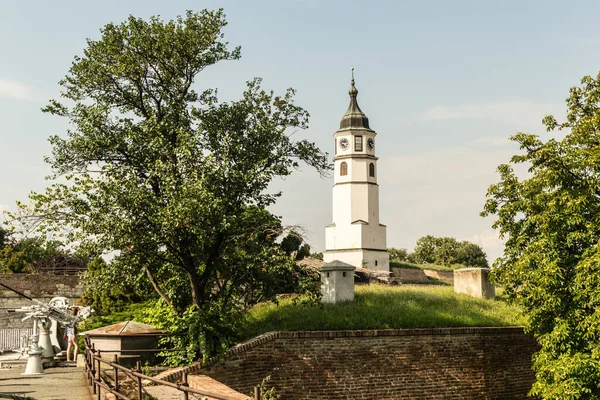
left=367, top=184, right=380, bottom=225
left=332, top=184, right=351, bottom=224
left=350, top=159, right=368, bottom=181
left=361, top=249, right=390, bottom=271
left=323, top=249, right=389, bottom=271
left=342, top=224, right=363, bottom=249
left=362, top=224, right=387, bottom=250
left=325, top=225, right=335, bottom=250
left=351, top=184, right=369, bottom=222
left=323, top=250, right=364, bottom=267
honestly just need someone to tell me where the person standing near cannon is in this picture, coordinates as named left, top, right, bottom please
left=65, top=307, right=79, bottom=362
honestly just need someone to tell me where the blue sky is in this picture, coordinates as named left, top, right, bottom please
left=1, top=0, right=600, bottom=261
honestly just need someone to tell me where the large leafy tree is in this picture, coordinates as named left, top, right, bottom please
left=482, top=73, right=600, bottom=399
left=410, top=235, right=488, bottom=267
left=0, top=229, right=66, bottom=274
left=14, top=10, right=330, bottom=361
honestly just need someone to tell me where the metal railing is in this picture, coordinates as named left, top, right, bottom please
left=0, top=328, right=32, bottom=351
left=83, top=335, right=260, bottom=400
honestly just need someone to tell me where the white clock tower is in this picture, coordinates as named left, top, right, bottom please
left=323, top=75, right=389, bottom=271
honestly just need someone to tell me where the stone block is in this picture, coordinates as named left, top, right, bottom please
left=454, top=268, right=495, bottom=299
left=76, top=353, right=86, bottom=368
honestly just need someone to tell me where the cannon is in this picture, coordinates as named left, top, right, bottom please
left=1, top=280, right=93, bottom=372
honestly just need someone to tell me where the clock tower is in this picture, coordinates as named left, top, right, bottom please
left=323, top=75, right=389, bottom=271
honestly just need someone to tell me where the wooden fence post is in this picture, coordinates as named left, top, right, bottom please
left=182, top=372, right=189, bottom=400
left=97, top=350, right=102, bottom=400
left=113, top=353, right=119, bottom=392
left=254, top=386, right=260, bottom=400
left=91, top=344, right=96, bottom=395
left=136, top=360, right=143, bottom=400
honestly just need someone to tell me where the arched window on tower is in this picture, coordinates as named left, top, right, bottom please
left=369, top=162, right=375, bottom=177
left=340, top=162, right=348, bottom=176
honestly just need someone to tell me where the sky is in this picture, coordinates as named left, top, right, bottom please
left=1, top=0, right=600, bottom=262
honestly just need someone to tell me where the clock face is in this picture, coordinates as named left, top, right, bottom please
left=339, top=138, right=349, bottom=150
left=367, top=138, right=375, bottom=150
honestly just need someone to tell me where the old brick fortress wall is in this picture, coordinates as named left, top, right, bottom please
left=0, top=274, right=86, bottom=329
left=193, top=327, right=537, bottom=400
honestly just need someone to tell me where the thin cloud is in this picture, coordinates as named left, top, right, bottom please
left=421, top=100, right=563, bottom=126
left=0, top=79, right=34, bottom=100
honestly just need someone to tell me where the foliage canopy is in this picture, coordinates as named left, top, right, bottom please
left=14, top=9, right=330, bottom=362
left=389, top=236, right=488, bottom=268
left=482, top=72, right=600, bottom=399
left=0, top=227, right=72, bottom=274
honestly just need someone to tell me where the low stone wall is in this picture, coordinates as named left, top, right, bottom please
left=164, top=327, right=537, bottom=400
left=423, top=269, right=454, bottom=283
left=392, top=267, right=454, bottom=283
left=0, top=274, right=86, bottom=329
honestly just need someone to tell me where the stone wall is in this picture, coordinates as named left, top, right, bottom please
left=183, top=327, right=537, bottom=400
left=391, top=267, right=454, bottom=283
left=423, top=269, right=454, bottom=283
left=0, top=274, right=86, bottom=329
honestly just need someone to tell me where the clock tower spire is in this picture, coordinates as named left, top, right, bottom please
left=323, top=74, right=389, bottom=271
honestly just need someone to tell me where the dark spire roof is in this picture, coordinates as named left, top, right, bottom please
left=339, top=75, right=372, bottom=132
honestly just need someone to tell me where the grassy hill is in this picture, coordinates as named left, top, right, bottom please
left=240, top=284, right=525, bottom=341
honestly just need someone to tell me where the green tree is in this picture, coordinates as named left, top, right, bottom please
left=434, top=237, right=460, bottom=266
left=412, top=235, right=438, bottom=264
left=0, top=227, right=8, bottom=249
left=280, top=231, right=311, bottom=261
left=411, top=235, right=487, bottom=267
left=14, top=10, right=330, bottom=363
left=83, top=256, right=152, bottom=313
left=0, top=233, right=64, bottom=273
left=454, top=241, right=488, bottom=268
left=388, top=247, right=409, bottom=262
left=482, top=72, right=600, bottom=399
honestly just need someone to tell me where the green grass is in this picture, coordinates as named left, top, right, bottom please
left=402, top=278, right=451, bottom=286
left=240, top=284, right=525, bottom=341
left=390, top=260, right=459, bottom=272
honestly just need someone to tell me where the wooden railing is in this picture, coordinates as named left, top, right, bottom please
left=83, top=335, right=260, bottom=400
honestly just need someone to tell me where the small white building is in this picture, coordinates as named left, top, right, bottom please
left=323, top=75, right=389, bottom=272
left=320, top=260, right=356, bottom=304
left=80, top=321, right=164, bottom=367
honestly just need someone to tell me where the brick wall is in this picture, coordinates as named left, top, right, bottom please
left=185, top=328, right=537, bottom=400
left=0, top=274, right=86, bottom=329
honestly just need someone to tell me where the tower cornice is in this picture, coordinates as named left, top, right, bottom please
left=333, top=154, right=378, bottom=161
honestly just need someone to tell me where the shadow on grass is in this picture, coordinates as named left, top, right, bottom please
left=241, top=285, right=524, bottom=341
